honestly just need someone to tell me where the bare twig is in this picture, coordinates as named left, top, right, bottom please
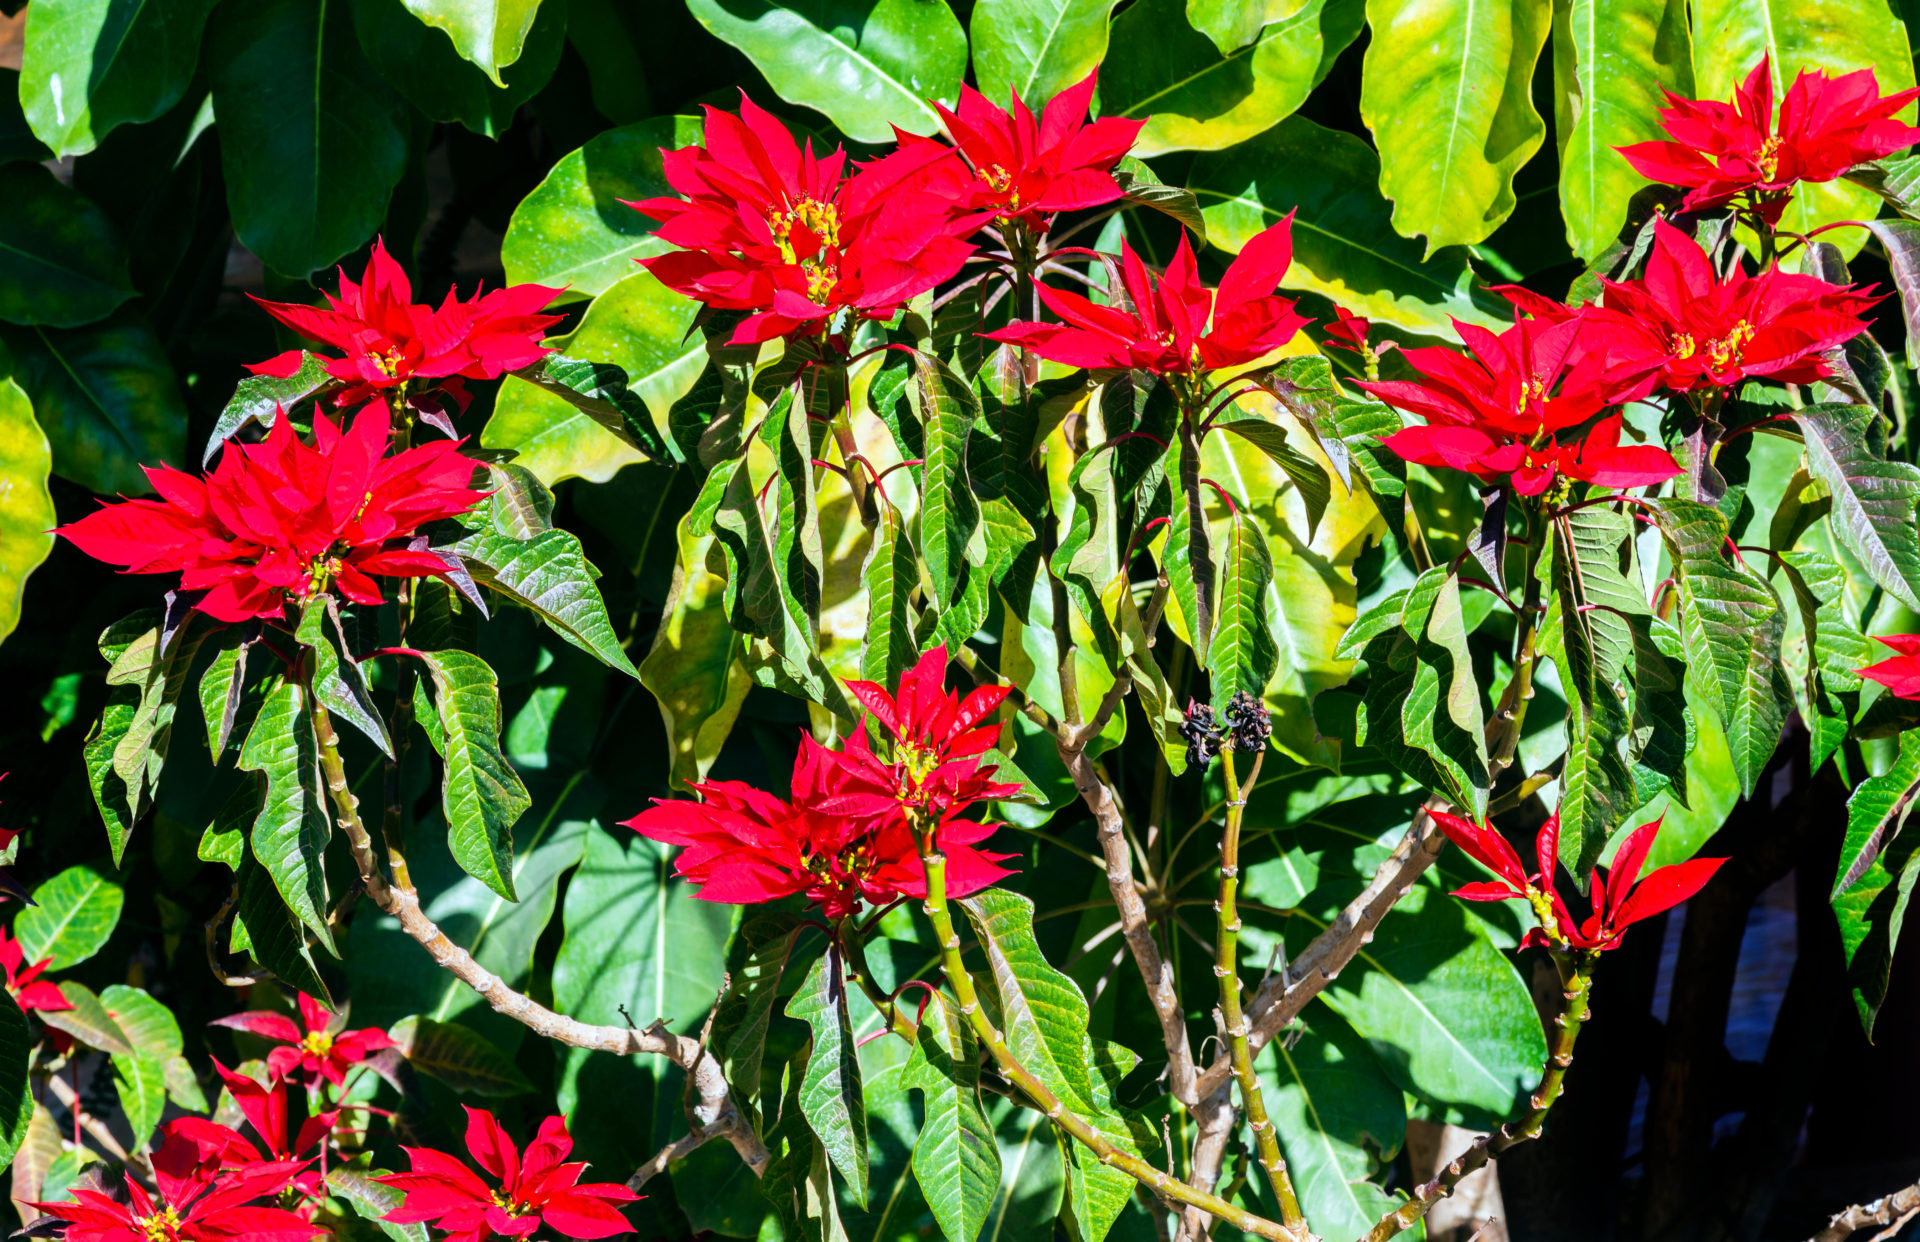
left=202, top=878, right=269, bottom=988
left=43, top=1072, right=150, bottom=1180
left=1812, top=1181, right=1920, bottom=1242
left=1176, top=1087, right=1236, bottom=1242
left=627, top=1126, right=721, bottom=1191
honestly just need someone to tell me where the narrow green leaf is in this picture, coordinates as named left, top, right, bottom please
left=237, top=679, right=336, bottom=953
left=1210, top=510, right=1280, bottom=709
left=111, top=1051, right=166, bottom=1151
left=298, top=599, right=392, bottom=757
left=786, top=946, right=869, bottom=1207
left=389, top=1014, right=535, bottom=1096
left=1215, top=413, right=1332, bottom=537
left=452, top=524, right=639, bottom=677
left=918, top=353, right=982, bottom=612
left=859, top=500, right=919, bottom=690
left=642, top=513, right=752, bottom=789
left=1791, top=403, right=1920, bottom=611
left=961, top=888, right=1097, bottom=1112
left=1833, top=728, right=1920, bottom=1035
left=197, top=634, right=252, bottom=760
left=1166, top=443, right=1219, bottom=664
left=231, top=850, right=332, bottom=1004
left=510, top=353, right=669, bottom=461
left=1354, top=567, right=1490, bottom=816
left=0, top=378, right=54, bottom=647
left=106, top=620, right=205, bottom=849
left=14, top=865, right=124, bottom=971
left=202, top=351, right=337, bottom=463
left=1775, top=548, right=1870, bottom=774
left=409, top=649, right=531, bottom=902
left=901, top=993, right=1000, bottom=1242
left=710, top=911, right=803, bottom=1108
left=83, top=612, right=158, bottom=859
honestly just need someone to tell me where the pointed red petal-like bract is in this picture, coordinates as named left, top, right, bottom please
left=1861, top=634, right=1920, bottom=699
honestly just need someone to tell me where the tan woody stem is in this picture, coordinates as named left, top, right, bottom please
left=912, top=823, right=1298, bottom=1242
left=1216, top=750, right=1308, bottom=1237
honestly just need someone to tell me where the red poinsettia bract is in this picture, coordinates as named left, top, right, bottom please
left=31, top=1122, right=318, bottom=1242
left=249, top=238, right=563, bottom=403
left=211, top=992, right=395, bottom=1089
left=0, top=925, right=71, bottom=1014
left=1435, top=811, right=1725, bottom=951
left=986, top=220, right=1309, bottom=374
left=1619, top=56, right=1920, bottom=222
left=1356, top=316, right=1681, bottom=496
left=171, top=1063, right=334, bottom=1206
left=1860, top=634, right=1920, bottom=699
left=896, top=71, right=1145, bottom=229
left=58, top=404, right=487, bottom=623
left=378, top=1107, right=638, bottom=1242
left=1588, top=219, right=1881, bottom=398
left=630, top=95, right=974, bottom=344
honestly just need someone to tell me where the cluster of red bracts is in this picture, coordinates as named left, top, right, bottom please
left=624, top=645, right=1019, bottom=919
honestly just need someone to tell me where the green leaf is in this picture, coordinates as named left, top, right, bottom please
left=0, top=378, right=53, bottom=646
left=105, top=619, right=205, bottom=856
left=1113, top=158, right=1210, bottom=244
left=395, top=0, right=545, bottom=84
left=510, top=353, right=670, bottom=462
left=918, top=354, right=982, bottom=613
left=0, top=163, right=134, bottom=325
left=111, top=1049, right=166, bottom=1151
left=483, top=270, right=702, bottom=484
left=197, top=636, right=254, bottom=762
left=901, top=993, right=1000, bottom=1242
left=203, top=352, right=337, bottom=464
left=329, top=1167, right=433, bottom=1242
left=101, top=984, right=198, bottom=1108
left=1775, top=548, right=1870, bottom=774
left=234, top=849, right=332, bottom=1003
left=787, top=946, right=870, bottom=1207
left=38, top=982, right=133, bottom=1057
left=1187, top=0, right=1312, bottom=52
left=1102, top=0, right=1363, bottom=157
left=14, top=864, right=124, bottom=970
left=642, top=515, right=752, bottom=790
left=1552, top=0, right=1693, bottom=260
left=205, top=0, right=408, bottom=277
left=1215, top=413, right=1332, bottom=537
left=859, top=499, right=919, bottom=691
left=451, top=523, right=640, bottom=677
left=1649, top=498, right=1791, bottom=797
left=0, top=309, right=186, bottom=496
left=1791, top=403, right=1920, bottom=612
left=0, top=993, right=34, bottom=1173
left=1166, top=443, right=1220, bottom=664
left=1209, top=510, right=1280, bottom=709
left=83, top=613, right=154, bottom=859
left=1190, top=116, right=1508, bottom=335
left=709, top=911, right=804, bottom=1108
left=1257, top=1010, right=1408, bottom=1241
left=969, top=0, right=1116, bottom=104
left=237, top=678, right=336, bottom=953
left=1833, top=728, right=1920, bottom=1035
left=502, top=115, right=704, bottom=299
left=389, top=1014, right=535, bottom=1096
left=408, top=649, right=531, bottom=901
left=16, top=0, right=216, bottom=157
left=961, top=888, right=1097, bottom=1112
left=298, top=599, right=392, bottom=757
left=351, top=0, right=564, bottom=136
left=686, top=0, right=968, bottom=143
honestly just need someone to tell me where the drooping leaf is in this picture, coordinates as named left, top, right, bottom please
left=685, top=0, right=967, bottom=143
left=298, top=599, right=392, bottom=757
left=1833, top=728, right=1920, bottom=1036
left=918, top=353, right=982, bottom=613
left=83, top=612, right=156, bottom=860
left=351, top=0, right=564, bottom=136
left=206, top=0, right=408, bottom=277
left=1215, top=412, right=1333, bottom=537
left=203, top=352, right=338, bottom=465
left=232, top=849, right=332, bottom=1003
left=1775, top=548, right=1871, bottom=774
left=0, top=378, right=54, bottom=646
left=104, top=618, right=205, bottom=859
left=642, top=515, right=752, bottom=790
left=14, top=864, right=124, bottom=971
left=394, top=0, right=546, bottom=84
left=1113, top=157, right=1210, bottom=243
left=16, top=0, right=217, bottom=157
left=451, top=520, right=639, bottom=677
left=0, top=993, right=34, bottom=1175
left=961, top=888, right=1097, bottom=1112
left=1209, top=510, right=1280, bottom=709
left=859, top=500, right=919, bottom=692
left=0, top=163, right=135, bottom=325
left=389, top=1014, right=535, bottom=1096
left=236, top=678, right=336, bottom=953
left=969, top=0, right=1118, bottom=105
left=786, top=946, right=870, bottom=1207
left=510, top=353, right=670, bottom=462
left=1791, top=403, right=1920, bottom=611
left=408, top=649, right=531, bottom=902
left=901, top=993, right=1001, bottom=1242
left=709, top=911, right=804, bottom=1111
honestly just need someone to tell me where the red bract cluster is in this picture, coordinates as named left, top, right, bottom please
left=1434, top=810, right=1725, bottom=951
left=378, top=1107, right=638, bottom=1242
left=1357, top=318, right=1681, bottom=496
left=31, top=1122, right=319, bottom=1242
left=626, top=646, right=1018, bottom=918
left=210, top=992, right=394, bottom=1088
left=1589, top=220, right=1881, bottom=396
left=0, top=925, right=70, bottom=1014
left=1620, top=56, right=1920, bottom=222
left=59, top=404, right=487, bottom=623
left=174, top=1062, right=336, bottom=1206
left=1861, top=634, right=1920, bottom=699
left=900, top=72, right=1145, bottom=229
left=250, top=238, right=563, bottom=405
left=630, top=95, right=975, bottom=344
left=987, top=221, right=1309, bottom=374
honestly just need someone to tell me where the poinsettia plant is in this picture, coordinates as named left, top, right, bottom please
left=5, top=4, right=1920, bottom=1242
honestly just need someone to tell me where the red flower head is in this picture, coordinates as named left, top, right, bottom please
left=1546, top=815, right=1727, bottom=951
left=59, top=404, right=488, bottom=624
left=846, top=644, right=1010, bottom=770
left=1861, top=634, right=1920, bottom=699
left=1356, top=315, right=1681, bottom=497
left=171, top=1063, right=334, bottom=1203
left=985, top=220, right=1310, bottom=374
left=1619, top=56, right=1920, bottom=223
left=0, top=926, right=72, bottom=1014
left=210, top=992, right=395, bottom=1089
left=629, top=95, right=975, bottom=344
left=1588, top=219, right=1881, bottom=398
left=1430, top=809, right=1541, bottom=904
left=249, top=238, right=563, bottom=404
left=377, top=1107, right=639, bottom=1242
left=897, top=71, right=1145, bottom=229
left=1322, top=306, right=1373, bottom=354
left=31, top=1122, right=320, bottom=1242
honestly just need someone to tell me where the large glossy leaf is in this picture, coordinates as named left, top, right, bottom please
left=1188, top=0, right=1313, bottom=53
left=1360, top=0, right=1553, bottom=251
left=38, top=982, right=133, bottom=1057
left=410, top=649, right=531, bottom=902
left=1256, top=1011, right=1408, bottom=1242
left=17, top=0, right=216, bottom=157
left=483, top=271, right=702, bottom=484
left=1792, top=403, right=1920, bottom=612
left=1833, top=728, right=1920, bottom=1035
left=0, top=164, right=133, bottom=326
left=206, top=0, right=408, bottom=277
left=0, top=309, right=186, bottom=495
left=395, top=0, right=545, bottom=85
left=351, top=0, right=565, bottom=136
left=1209, top=510, right=1280, bottom=707
left=788, top=947, right=870, bottom=1207
left=0, top=378, right=53, bottom=647
left=502, top=115, right=704, bottom=299
left=451, top=519, right=640, bottom=677
left=390, top=1015, right=535, bottom=1096
left=1190, top=117, right=1508, bottom=335
left=1102, top=0, right=1363, bottom=157
left=962, top=888, right=1097, bottom=1113
left=969, top=0, right=1117, bottom=103
left=642, top=516, right=752, bottom=790
left=685, top=0, right=968, bottom=143
left=101, top=984, right=204, bottom=1112
left=1691, top=0, right=1915, bottom=255
left=14, top=864, right=124, bottom=971
left=0, top=993, right=33, bottom=1175
left=237, top=678, right=335, bottom=953
left=1553, top=0, right=1693, bottom=259
left=901, top=993, right=1000, bottom=1242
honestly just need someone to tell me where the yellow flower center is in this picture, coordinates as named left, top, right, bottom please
left=1515, top=377, right=1548, bottom=417
left=1706, top=320, right=1755, bottom=370
left=1756, top=135, right=1782, bottom=182
left=305, top=555, right=343, bottom=597
left=769, top=197, right=841, bottom=265
left=302, top=1029, right=334, bottom=1058
left=803, top=261, right=839, bottom=306
left=1670, top=332, right=1697, bottom=360
left=138, top=1207, right=183, bottom=1242
left=374, top=348, right=406, bottom=378
left=490, top=1190, right=531, bottom=1218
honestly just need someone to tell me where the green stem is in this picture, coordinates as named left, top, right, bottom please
left=309, top=682, right=392, bottom=905
left=1362, top=952, right=1596, bottom=1242
left=913, top=826, right=1298, bottom=1242
left=383, top=399, right=418, bottom=891
left=1216, top=750, right=1306, bottom=1234
left=1490, top=506, right=1547, bottom=779
left=839, top=918, right=918, bottom=1043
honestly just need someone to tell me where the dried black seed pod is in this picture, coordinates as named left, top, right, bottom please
left=1224, top=690, right=1272, bottom=754
left=1180, top=699, right=1224, bottom=769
